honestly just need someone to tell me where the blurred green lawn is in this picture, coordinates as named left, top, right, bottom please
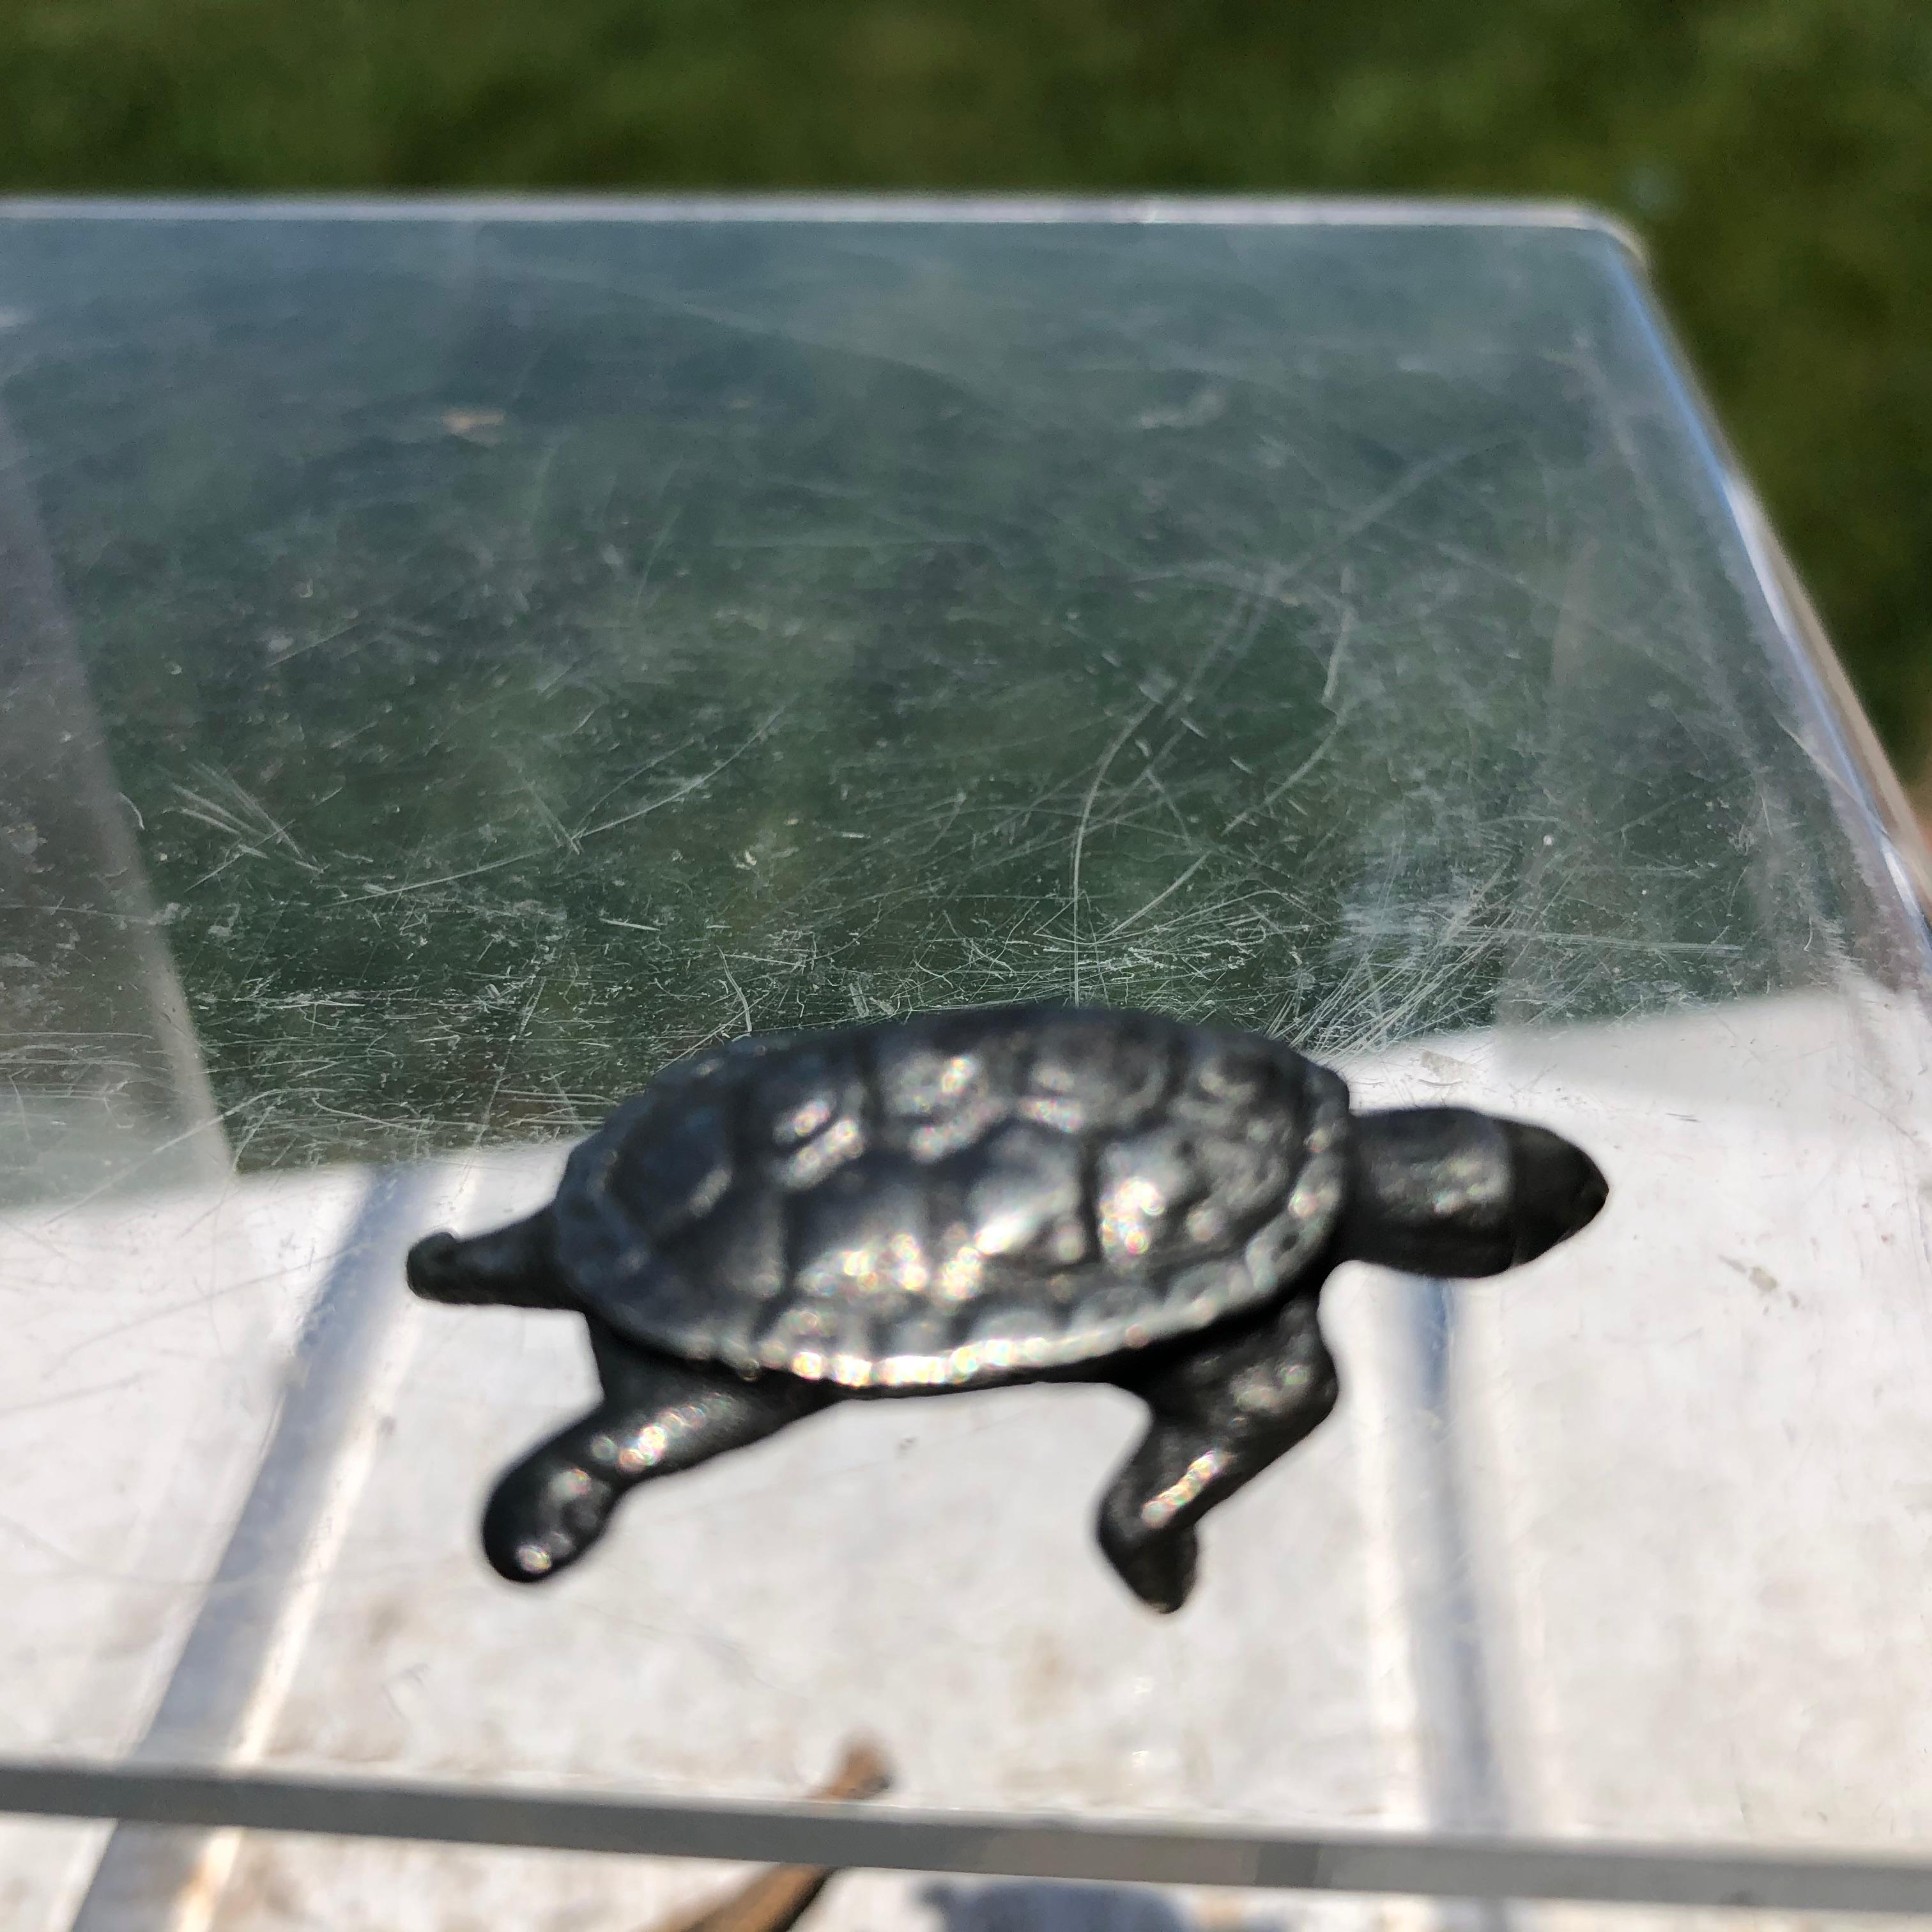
left=5, top=0, right=1930, bottom=777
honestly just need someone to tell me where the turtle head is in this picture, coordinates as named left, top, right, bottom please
left=1340, top=1107, right=1607, bottom=1277
left=405, top=1209, right=572, bottom=1309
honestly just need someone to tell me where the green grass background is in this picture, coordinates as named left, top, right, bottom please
left=5, top=0, right=1929, bottom=776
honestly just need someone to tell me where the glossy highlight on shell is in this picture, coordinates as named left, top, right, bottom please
left=551, top=1004, right=1351, bottom=1389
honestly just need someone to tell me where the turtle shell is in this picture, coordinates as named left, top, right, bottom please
left=551, top=1004, right=1350, bottom=1390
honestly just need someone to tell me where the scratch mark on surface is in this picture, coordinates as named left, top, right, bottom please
left=722, top=965, right=754, bottom=1038
left=0, top=1371, right=148, bottom=1425
left=521, top=779, right=582, bottom=855
left=574, top=705, right=791, bottom=841
left=359, top=708, right=789, bottom=900
left=1068, top=693, right=1162, bottom=1002
left=572, top=732, right=705, bottom=825
left=171, top=766, right=320, bottom=874
left=1103, top=709, right=1353, bottom=942
left=473, top=974, right=547, bottom=1147
left=1322, top=591, right=1355, bottom=707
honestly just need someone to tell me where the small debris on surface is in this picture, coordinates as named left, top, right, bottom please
left=627, top=1739, right=893, bottom=1932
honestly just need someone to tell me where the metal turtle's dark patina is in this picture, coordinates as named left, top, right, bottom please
left=556, top=1006, right=1351, bottom=1387
left=408, top=1004, right=1607, bottom=1611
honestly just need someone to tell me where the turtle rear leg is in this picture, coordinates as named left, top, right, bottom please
left=1097, top=1294, right=1338, bottom=1613
left=483, top=1319, right=834, bottom=1583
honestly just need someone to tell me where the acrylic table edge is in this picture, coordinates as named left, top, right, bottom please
left=1596, top=240, right=1932, bottom=939
left=0, top=191, right=1645, bottom=257
left=3, top=1759, right=1932, bottom=1915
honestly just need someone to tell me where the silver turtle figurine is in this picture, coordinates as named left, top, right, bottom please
left=408, top=1004, right=1606, bottom=1611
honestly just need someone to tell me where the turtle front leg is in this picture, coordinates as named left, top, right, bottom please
left=1097, top=1292, right=1338, bottom=1613
left=482, top=1319, right=834, bottom=1583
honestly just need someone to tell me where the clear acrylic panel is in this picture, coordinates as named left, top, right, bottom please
left=1, top=200, right=1929, bottom=1928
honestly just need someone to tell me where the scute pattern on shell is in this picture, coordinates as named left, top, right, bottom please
left=551, top=1006, right=1351, bottom=1389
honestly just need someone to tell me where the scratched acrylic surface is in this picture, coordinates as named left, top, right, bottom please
left=0, top=216, right=1908, bottom=1187
left=9, top=215, right=1932, bottom=1913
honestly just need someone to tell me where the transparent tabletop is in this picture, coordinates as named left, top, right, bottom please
left=2, top=199, right=1930, bottom=1928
